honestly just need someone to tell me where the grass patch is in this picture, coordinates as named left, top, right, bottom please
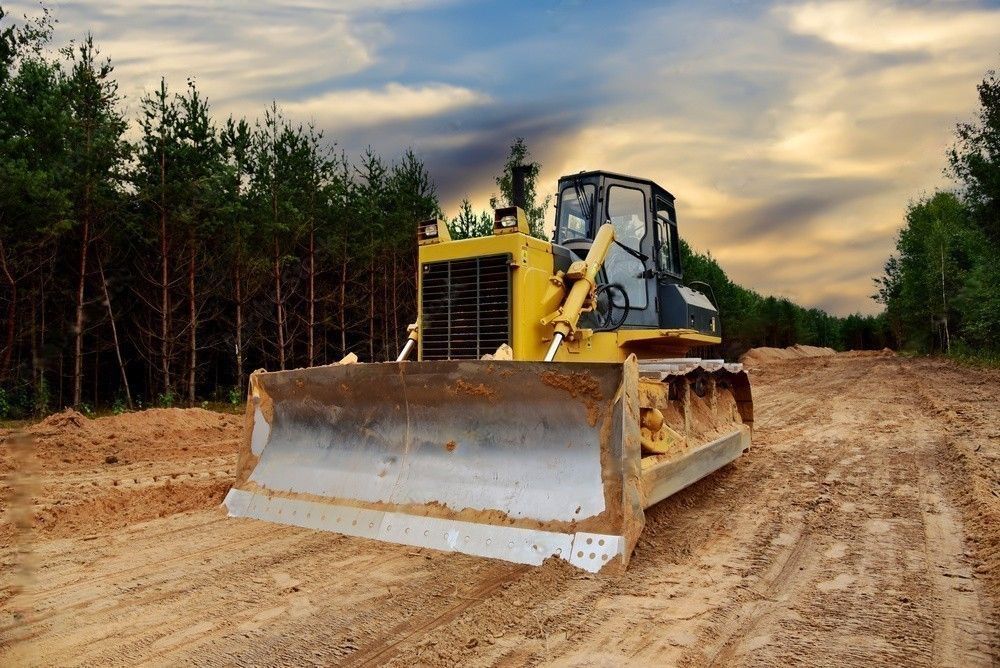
left=947, top=348, right=1000, bottom=369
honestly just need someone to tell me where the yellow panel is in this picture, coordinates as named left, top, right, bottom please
left=417, top=233, right=721, bottom=362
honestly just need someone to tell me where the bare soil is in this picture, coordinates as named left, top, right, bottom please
left=1, top=355, right=997, bottom=666
left=739, top=344, right=838, bottom=364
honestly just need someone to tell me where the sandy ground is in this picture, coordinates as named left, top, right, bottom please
left=1, top=354, right=997, bottom=666
left=739, top=344, right=837, bottom=364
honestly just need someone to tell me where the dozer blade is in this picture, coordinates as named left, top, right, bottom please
left=223, top=356, right=751, bottom=572
left=224, top=358, right=647, bottom=572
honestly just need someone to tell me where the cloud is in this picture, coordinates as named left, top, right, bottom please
left=4, top=0, right=441, bottom=107
left=282, top=83, right=490, bottom=130
left=779, top=1, right=1000, bottom=54
left=525, top=1, right=999, bottom=315
left=8, top=0, right=997, bottom=316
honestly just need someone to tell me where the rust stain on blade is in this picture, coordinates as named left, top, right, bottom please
left=448, top=378, right=499, bottom=401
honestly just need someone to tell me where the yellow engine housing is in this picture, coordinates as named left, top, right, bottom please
left=417, top=231, right=721, bottom=362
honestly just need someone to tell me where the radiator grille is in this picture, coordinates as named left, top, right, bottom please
left=420, top=254, right=511, bottom=361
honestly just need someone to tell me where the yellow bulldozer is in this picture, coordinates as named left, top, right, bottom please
left=224, top=169, right=753, bottom=572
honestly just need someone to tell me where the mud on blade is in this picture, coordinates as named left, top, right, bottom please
left=224, top=359, right=645, bottom=572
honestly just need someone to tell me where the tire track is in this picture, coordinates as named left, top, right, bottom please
left=343, top=564, right=530, bottom=667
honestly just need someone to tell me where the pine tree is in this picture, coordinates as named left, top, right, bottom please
left=134, top=79, right=183, bottom=403
left=0, top=7, right=69, bottom=398
left=448, top=198, right=492, bottom=240
left=174, top=80, right=223, bottom=404
left=220, top=116, right=256, bottom=393
left=491, top=138, right=551, bottom=240
left=63, top=35, right=129, bottom=407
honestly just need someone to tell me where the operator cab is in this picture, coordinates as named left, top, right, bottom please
left=552, top=170, right=719, bottom=336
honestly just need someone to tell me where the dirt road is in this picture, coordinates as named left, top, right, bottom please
left=1, top=354, right=997, bottom=666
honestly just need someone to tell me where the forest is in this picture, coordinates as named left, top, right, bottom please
left=2, top=6, right=889, bottom=418
left=874, top=70, right=1000, bottom=361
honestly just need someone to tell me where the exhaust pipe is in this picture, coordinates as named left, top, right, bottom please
left=512, top=164, right=531, bottom=211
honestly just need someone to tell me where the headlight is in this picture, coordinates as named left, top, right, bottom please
left=493, top=206, right=525, bottom=234
left=417, top=218, right=451, bottom=245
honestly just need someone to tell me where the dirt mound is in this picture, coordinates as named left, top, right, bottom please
left=32, top=408, right=91, bottom=433
left=740, top=344, right=836, bottom=365
left=26, top=407, right=241, bottom=468
left=32, top=479, right=231, bottom=538
left=2, top=407, right=240, bottom=546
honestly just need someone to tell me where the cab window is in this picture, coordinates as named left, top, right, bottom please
left=605, top=186, right=648, bottom=309
left=655, top=199, right=681, bottom=276
left=555, top=183, right=595, bottom=242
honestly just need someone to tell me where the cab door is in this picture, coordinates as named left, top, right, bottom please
left=603, top=182, right=656, bottom=327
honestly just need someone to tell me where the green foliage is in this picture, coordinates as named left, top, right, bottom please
left=33, top=376, right=50, bottom=416
left=227, top=386, right=243, bottom=407
left=878, top=67, right=1000, bottom=357
left=948, top=69, right=1000, bottom=246
left=491, top=138, right=550, bottom=240
left=448, top=198, right=492, bottom=240
left=0, top=379, right=47, bottom=420
left=111, top=395, right=128, bottom=416
left=948, top=342, right=1000, bottom=369
left=680, top=240, right=890, bottom=358
left=156, top=391, right=175, bottom=408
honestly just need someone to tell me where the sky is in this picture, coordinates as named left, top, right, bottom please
left=9, top=0, right=999, bottom=315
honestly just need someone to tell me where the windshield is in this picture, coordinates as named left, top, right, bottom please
left=556, top=183, right=595, bottom=242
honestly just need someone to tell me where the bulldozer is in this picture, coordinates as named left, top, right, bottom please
left=224, top=169, right=753, bottom=573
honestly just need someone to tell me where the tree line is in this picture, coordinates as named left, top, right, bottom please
left=679, top=242, right=891, bottom=361
left=874, top=69, right=999, bottom=360
left=0, top=5, right=890, bottom=419
left=0, top=9, right=445, bottom=416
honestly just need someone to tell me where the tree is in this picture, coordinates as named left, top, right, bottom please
left=0, top=6, right=69, bottom=401
left=491, top=138, right=551, bottom=240
left=354, top=147, right=389, bottom=361
left=881, top=193, right=974, bottom=352
left=63, top=35, right=129, bottom=407
left=327, top=151, right=355, bottom=359
left=251, top=103, right=307, bottom=370
left=299, top=124, right=334, bottom=367
left=949, top=69, right=1000, bottom=246
left=0, top=4, right=455, bottom=416
left=219, top=116, right=257, bottom=393
left=448, top=198, right=492, bottom=240
left=173, top=80, right=224, bottom=405
left=133, top=79, right=183, bottom=402
left=386, top=148, right=439, bottom=351
left=945, top=68, right=1000, bottom=354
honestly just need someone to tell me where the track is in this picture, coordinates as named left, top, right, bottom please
left=1, top=355, right=997, bottom=666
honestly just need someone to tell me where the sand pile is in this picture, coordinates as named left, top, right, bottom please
left=26, top=407, right=241, bottom=468
left=0, top=407, right=242, bottom=540
left=32, top=479, right=232, bottom=538
left=740, top=344, right=836, bottom=365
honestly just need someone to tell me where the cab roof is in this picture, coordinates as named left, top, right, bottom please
left=556, top=170, right=676, bottom=201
